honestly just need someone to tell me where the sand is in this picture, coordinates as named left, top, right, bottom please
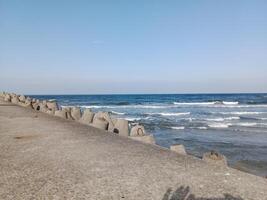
left=0, top=98, right=267, bottom=200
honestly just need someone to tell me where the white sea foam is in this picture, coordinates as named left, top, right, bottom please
left=197, top=127, right=208, bottom=130
left=173, top=102, right=215, bottom=105
left=225, top=116, right=240, bottom=120
left=222, top=101, right=239, bottom=105
left=216, top=111, right=265, bottom=115
left=208, top=123, right=230, bottom=128
left=111, top=111, right=125, bottom=115
left=205, top=117, right=240, bottom=121
left=206, top=118, right=225, bottom=122
left=124, top=117, right=142, bottom=121
left=171, top=126, right=185, bottom=130
left=235, top=122, right=258, bottom=127
left=147, top=112, right=190, bottom=116
left=173, top=101, right=239, bottom=106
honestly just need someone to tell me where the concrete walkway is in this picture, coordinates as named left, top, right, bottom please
left=0, top=99, right=266, bottom=200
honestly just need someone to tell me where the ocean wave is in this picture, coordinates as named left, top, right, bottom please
left=124, top=117, right=142, bottom=121
left=208, top=123, right=231, bottom=128
left=233, top=122, right=267, bottom=127
left=205, top=118, right=225, bottom=122
left=171, top=126, right=185, bottom=130
left=173, top=101, right=238, bottom=106
left=205, top=117, right=240, bottom=122
left=196, top=127, right=208, bottom=130
left=215, top=111, right=266, bottom=115
left=222, top=101, right=239, bottom=105
left=111, top=111, right=125, bottom=115
left=235, top=122, right=258, bottom=127
left=173, top=102, right=215, bottom=105
left=147, top=112, right=190, bottom=116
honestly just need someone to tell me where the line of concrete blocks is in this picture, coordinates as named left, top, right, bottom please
left=1, top=92, right=156, bottom=145
left=1, top=92, right=227, bottom=166
left=55, top=107, right=156, bottom=145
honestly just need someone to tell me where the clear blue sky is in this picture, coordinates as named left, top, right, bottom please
left=0, top=0, right=266, bottom=94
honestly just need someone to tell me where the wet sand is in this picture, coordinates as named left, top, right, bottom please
left=0, top=98, right=267, bottom=200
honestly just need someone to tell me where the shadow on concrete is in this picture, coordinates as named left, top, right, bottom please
left=162, top=186, right=244, bottom=200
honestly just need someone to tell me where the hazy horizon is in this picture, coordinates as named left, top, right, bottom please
left=1, top=0, right=267, bottom=94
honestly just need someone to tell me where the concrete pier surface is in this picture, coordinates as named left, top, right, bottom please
left=0, top=98, right=267, bottom=200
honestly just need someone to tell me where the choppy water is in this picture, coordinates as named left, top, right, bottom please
left=30, top=93, right=267, bottom=177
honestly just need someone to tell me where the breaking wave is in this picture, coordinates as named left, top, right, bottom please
left=111, top=111, right=125, bottom=115
left=171, top=126, right=185, bottom=130
left=173, top=101, right=238, bottom=106
left=147, top=112, right=190, bottom=116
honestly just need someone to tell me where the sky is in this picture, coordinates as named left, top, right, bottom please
left=0, top=0, right=267, bottom=94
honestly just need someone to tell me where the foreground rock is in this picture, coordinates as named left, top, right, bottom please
left=170, top=144, right=187, bottom=155
left=202, top=150, right=228, bottom=166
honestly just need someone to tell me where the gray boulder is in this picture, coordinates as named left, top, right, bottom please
left=63, top=107, right=74, bottom=120
left=4, top=94, right=11, bottom=102
left=130, top=125, right=146, bottom=137
left=32, top=102, right=40, bottom=110
left=47, top=100, right=59, bottom=112
left=25, top=97, right=32, bottom=105
left=202, top=151, right=228, bottom=167
left=11, top=96, right=19, bottom=104
left=71, top=107, right=82, bottom=121
left=93, top=112, right=115, bottom=131
left=80, top=108, right=94, bottom=124
left=55, top=110, right=67, bottom=119
left=170, top=144, right=187, bottom=155
left=113, top=119, right=129, bottom=137
left=39, top=104, right=48, bottom=113
left=18, top=95, right=26, bottom=102
left=92, top=117, right=109, bottom=130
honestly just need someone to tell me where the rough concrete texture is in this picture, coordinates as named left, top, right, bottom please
left=130, top=125, right=146, bottom=136
left=203, top=151, right=228, bottom=167
left=170, top=144, right=187, bottom=155
left=113, top=118, right=129, bottom=137
left=130, top=134, right=156, bottom=145
left=80, top=108, right=94, bottom=124
left=0, top=98, right=267, bottom=200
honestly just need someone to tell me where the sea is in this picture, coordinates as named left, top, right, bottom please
left=30, top=93, right=267, bottom=177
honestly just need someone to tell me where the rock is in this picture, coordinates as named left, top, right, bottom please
left=113, top=119, right=129, bottom=137
left=63, top=107, right=73, bottom=120
left=202, top=151, right=228, bottom=166
left=55, top=110, right=67, bottom=119
left=93, top=112, right=115, bottom=131
left=18, top=95, right=26, bottom=102
left=130, top=134, right=156, bottom=144
left=71, top=107, right=82, bottom=121
left=46, top=100, right=59, bottom=112
left=32, top=102, right=40, bottom=110
left=170, top=144, right=187, bottom=155
left=46, top=110, right=54, bottom=115
left=80, top=108, right=94, bottom=124
left=91, top=117, right=109, bottom=130
left=130, top=125, right=146, bottom=137
left=11, top=96, right=19, bottom=104
left=4, top=94, right=11, bottom=102
left=25, top=98, right=32, bottom=105
left=20, top=102, right=33, bottom=109
left=39, top=104, right=48, bottom=113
